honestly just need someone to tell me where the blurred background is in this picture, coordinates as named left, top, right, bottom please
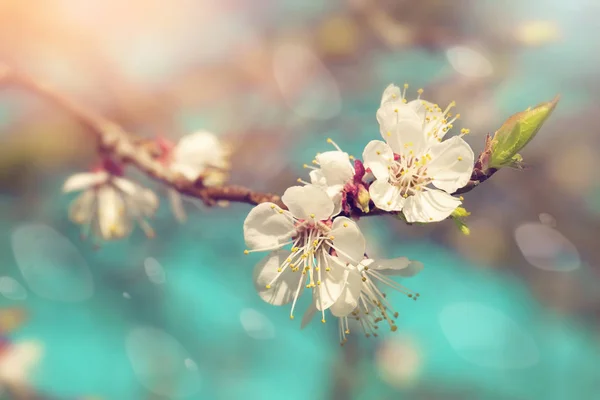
left=1, top=0, right=599, bottom=399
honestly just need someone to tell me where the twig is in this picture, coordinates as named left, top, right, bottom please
left=0, top=64, right=493, bottom=215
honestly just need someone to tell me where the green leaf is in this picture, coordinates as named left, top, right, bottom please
left=488, top=96, right=559, bottom=169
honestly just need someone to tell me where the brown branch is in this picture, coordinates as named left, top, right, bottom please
left=0, top=63, right=494, bottom=216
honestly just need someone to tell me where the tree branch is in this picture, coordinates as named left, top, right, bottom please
left=0, top=64, right=494, bottom=216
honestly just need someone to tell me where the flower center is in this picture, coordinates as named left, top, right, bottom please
left=387, top=152, right=432, bottom=196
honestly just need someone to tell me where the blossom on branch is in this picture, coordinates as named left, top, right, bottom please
left=301, top=256, right=422, bottom=344
left=158, top=131, right=231, bottom=222
left=243, top=185, right=366, bottom=323
left=63, top=163, right=158, bottom=241
left=363, top=84, right=474, bottom=222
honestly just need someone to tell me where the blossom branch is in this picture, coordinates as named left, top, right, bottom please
left=0, top=64, right=285, bottom=208
left=1, top=64, right=499, bottom=217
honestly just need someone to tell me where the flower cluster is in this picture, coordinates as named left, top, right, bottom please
left=244, top=84, right=474, bottom=343
left=63, top=131, right=230, bottom=243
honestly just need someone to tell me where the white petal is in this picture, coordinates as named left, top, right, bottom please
left=380, top=84, right=402, bottom=106
left=111, top=177, right=139, bottom=196
left=376, top=102, right=421, bottom=129
left=369, top=180, right=405, bottom=212
left=243, top=202, right=295, bottom=249
left=330, top=217, right=366, bottom=264
left=426, top=136, right=475, bottom=193
left=173, top=131, right=228, bottom=170
left=253, top=250, right=304, bottom=306
left=309, top=169, right=327, bottom=187
left=363, top=140, right=393, bottom=181
left=281, top=185, right=334, bottom=221
left=403, top=190, right=461, bottom=223
left=330, top=268, right=362, bottom=317
left=168, top=189, right=187, bottom=223
left=315, top=151, right=354, bottom=186
left=62, top=172, right=107, bottom=193
left=368, top=258, right=424, bottom=277
left=329, top=190, right=343, bottom=217
left=97, top=186, right=131, bottom=240
left=0, top=341, right=43, bottom=385
left=68, top=189, right=96, bottom=225
left=383, top=117, right=428, bottom=156
left=315, top=255, right=348, bottom=311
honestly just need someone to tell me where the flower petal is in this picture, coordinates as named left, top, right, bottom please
left=369, top=180, right=405, bottom=212
left=403, top=190, right=461, bottom=223
left=380, top=84, right=401, bottom=106
left=243, top=203, right=295, bottom=249
left=426, top=136, right=475, bottom=193
left=315, top=151, right=354, bottom=186
left=382, top=117, right=428, bottom=156
left=97, top=186, right=131, bottom=240
left=309, top=169, right=327, bottom=187
left=315, top=255, right=349, bottom=311
left=376, top=102, right=421, bottom=129
left=173, top=131, right=229, bottom=170
left=330, top=217, right=366, bottom=264
left=330, top=268, right=362, bottom=317
left=366, top=258, right=424, bottom=277
left=63, top=172, right=108, bottom=193
left=68, top=190, right=96, bottom=225
left=253, top=250, right=304, bottom=306
left=281, top=185, right=334, bottom=221
left=363, top=140, right=393, bottom=181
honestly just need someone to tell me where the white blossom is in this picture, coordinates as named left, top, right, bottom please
left=243, top=185, right=366, bottom=322
left=331, top=257, right=423, bottom=344
left=300, top=139, right=355, bottom=216
left=363, top=84, right=474, bottom=222
left=164, top=131, right=231, bottom=222
left=63, top=170, right=158, bottom=240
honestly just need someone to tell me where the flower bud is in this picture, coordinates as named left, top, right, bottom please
left=488, top=96, right=559, bottom=169
left=355, top=184, right=370, bottom=213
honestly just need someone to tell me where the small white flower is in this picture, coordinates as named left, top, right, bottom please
left=363, top=84, right=474, bottom=222
left=63, top=170, right=158, bottom=240
left=243, top=185, right=366, bottom=322
left=301, top=139, right=355, bottom=216
left=162, top=131, right=231, bottom=222
left=331, top=257, right=423, bottom=344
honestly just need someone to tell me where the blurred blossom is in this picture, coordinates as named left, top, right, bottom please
left=273, top=41, right=342, bottom=120
left=0, top=340, right=43, bottom=387
left=122, top=292, right=131, bottom=300
left=439, top=303, right=539, bottom=369
left=11, top=224, right=94, bottom=302
left=375, top=335, right=422, bottom=388
left=144, top=257, right=166, bottom=285
left=446, top=46, right=493, bottom=78
left=125, top=326, right=202, bottom=398
left=239, top=308, right=276, bottom=340
left=514, top=222, right=580, bottom=272
left=514, top=21, right=561, bottom=47
left=0, top=277, right=28, bottom=301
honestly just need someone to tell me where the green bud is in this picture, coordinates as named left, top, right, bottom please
left=488, top=96, right=559, bottom=169
left=355, top=185, right=370, bottom=213
left=452, top=217, right=470, bottom=236
left=451, top=206, right=471, bottom=219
